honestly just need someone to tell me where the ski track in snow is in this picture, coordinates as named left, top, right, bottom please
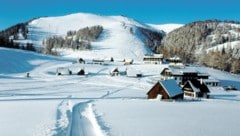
left=69, top=83, right=132, bottom=136
left=69, top=100, right=106, bottom=136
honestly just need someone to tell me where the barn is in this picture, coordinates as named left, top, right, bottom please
left=147, top=79, right=183, bottom=100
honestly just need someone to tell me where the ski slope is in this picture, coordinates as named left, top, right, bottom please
left=26, top=13, right=154, bottom=61
left=0, top=47, right=240, bottom=136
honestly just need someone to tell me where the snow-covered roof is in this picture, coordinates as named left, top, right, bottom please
left=202, top=79, right=219, bottom=83
left=168, top=66, right=198, bottom=75
left=144, top=54, right=163, bottom=58
left=188, top=81, right=200, bottom=93
left=198, top=73, right=210, bottom=77
left=159, top=79, right=183, bottom=97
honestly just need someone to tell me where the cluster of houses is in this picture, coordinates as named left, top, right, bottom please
left=55, top=54, right=229, bottom=101
left=147, top=65, right=220, bottom=100
left=56, top=67, right=85, bottom=76
left=142, top=53, right=222, bottom=100
left=142, top=54, right=184, bottom=66
left=109, top=67, right=142, bottom=77
left=56, top=57, right=142, bottom=77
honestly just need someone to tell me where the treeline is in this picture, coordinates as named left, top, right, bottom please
left=138, top=27, right=164, bottom=53
left=0, top=22, right=36, bottom=51
left=162, top=20, right=240, bottom=62
left=44, top=25, right=103, bottom=55
left=67, top=25, right=103, bottom=41
left=201, top=46, right=240, bottom=73
left=0, top=23, right=28, bottom=41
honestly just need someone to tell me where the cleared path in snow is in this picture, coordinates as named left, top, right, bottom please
left=70, top=101, right=102, bottom=136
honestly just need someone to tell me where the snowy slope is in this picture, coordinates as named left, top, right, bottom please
left=0, top=47, right=69, bottom=74
left=26, top=13, right=153, bottom=61
left=0, top=47, right=240, bottom=136
left=148, top=23, right=183, bottom=33
left=94, top=99, right=240, bottom=136
left=206, top=41, right=240, bottom=55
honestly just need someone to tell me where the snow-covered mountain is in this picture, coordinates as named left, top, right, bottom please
left=1, top=14, right=239, bottom=73
left=23, top=13, right=163, bottom=61
left=148, top=23, right=183, bottom=33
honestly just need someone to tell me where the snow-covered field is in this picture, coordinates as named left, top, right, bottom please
left=0, top=47, right=240, bottom=136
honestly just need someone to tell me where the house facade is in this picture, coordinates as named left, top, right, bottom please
left=182, top=79, right=210, bottom=98
left=143, top=54, right=163, bottom=64
left=160, top=66, right=209, bottom=86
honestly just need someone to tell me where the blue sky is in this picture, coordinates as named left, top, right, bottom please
left=0, top=0, right=240, bottom=30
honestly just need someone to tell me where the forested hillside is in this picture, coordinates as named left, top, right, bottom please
left=160, top=20, right=240, bottom=73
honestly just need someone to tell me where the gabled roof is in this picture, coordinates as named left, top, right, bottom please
left=110, top=68, right=119, bottom=73
left=184, top=79, right=210, bottom=93
left=159, top=79, right=183, bottom=97
left=185, top=81, right=200, bottom=92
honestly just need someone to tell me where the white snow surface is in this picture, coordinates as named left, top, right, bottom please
left=0, top=47, right=240, bottom=136
left=148, top=23, right=184, bottom=33
left=27, top=13, right=153, bottom=61
left=206, top=41, right=240, bottom=53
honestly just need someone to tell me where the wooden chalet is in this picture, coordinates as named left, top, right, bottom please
left=147, top=79, right=183, bottom=100
left=160, top=66, right=209, bottom=86
left=182, top=79, right=210, bottom=98
left=143, top=54, right=163, bottom=64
